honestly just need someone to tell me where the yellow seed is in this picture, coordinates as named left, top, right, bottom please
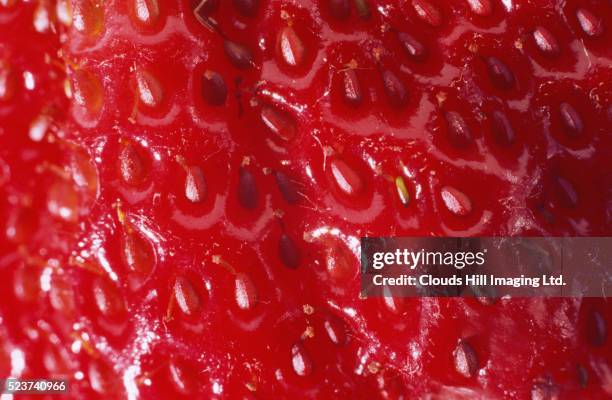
left=395, top=176, right=410, bottom=207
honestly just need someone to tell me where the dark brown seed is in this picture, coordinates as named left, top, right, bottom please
left=342, top=69, right=362, bottom=105
left=537, top=204, right=555, bottom=225
left=224, top=40, right=253, bottom=69
left=185, top=166, right=207, bottom=203
left=233, top=0, right=258, bottom=17
left=353, top=0, right=370, bottom=19
left=279, top=233, right=300, bottom=269
left=453, top=340, right=478, bottom=378
left=531, top=381, right=560, bottom=400
left=587, top=310, right=607, bottom=347
left=382, top=70, right=407, bottom=108
left=533, top=26, right=560, bottom=56
left=555, top=176, right=578, bottom=208
left=398, top=32, right=427, bottom=61
left=559, top=102, right=583, bottom=137
left=201, top=70, right=227, bottom=106
left=577, top=364, right=588, bottom=388
left=238, top=167, right=258, bottom=210
left=577, top=8, right=603, bottom=37
left=491, top=110, right=515, bottom=145
left=329, top=0, right=350, bottom=19
left=274, top=171, right=300, bottom=204
left=486, top=57, right=515, bottom=90
left=444, top=111, right=472, bottom=148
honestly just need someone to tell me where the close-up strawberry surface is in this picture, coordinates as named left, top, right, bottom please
left=0, top=0, right=611, bottom=399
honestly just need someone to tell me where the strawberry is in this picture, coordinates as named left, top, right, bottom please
left=1, top=0, right=611, bottom=399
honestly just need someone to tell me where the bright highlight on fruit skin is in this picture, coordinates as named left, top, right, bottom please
left=0, top=0, right=610, bottom=399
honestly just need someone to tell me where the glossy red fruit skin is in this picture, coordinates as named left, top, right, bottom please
left=0, top=0, right=79, bottom=390
left=0, top=0, right=611, bottom=399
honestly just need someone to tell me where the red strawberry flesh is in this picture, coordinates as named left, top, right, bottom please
left=0, top=0, right=611, bottom=399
